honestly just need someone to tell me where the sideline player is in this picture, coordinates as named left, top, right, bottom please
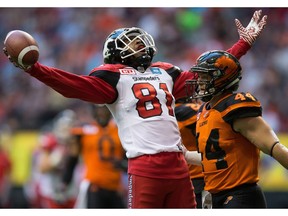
left=62, top=105, right=127, bottom=208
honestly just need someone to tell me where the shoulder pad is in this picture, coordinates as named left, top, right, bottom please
left=71, top=126, right=84, bottom=135
left=175, top=103, right=200, bottom=127
left=175, top=104, right=196, bottom=121
left=89, top=63, right=126, bottom=74
left=214, top=92, right=262, bottom=124
left=214, top=92, right=261, bottom=112
left=151, top=61, right=180, bottom=71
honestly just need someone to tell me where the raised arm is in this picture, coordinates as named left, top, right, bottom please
left=235, top=10, right=267, bottom=46
left=227, top=10, right=268, bottom=59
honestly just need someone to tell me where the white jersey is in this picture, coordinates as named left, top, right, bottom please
left=29, top=61, right=194, bottom=159
left=106, top=66, right=182, bottom=158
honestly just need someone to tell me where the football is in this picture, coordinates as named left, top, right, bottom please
left=4, top=30, right=39, bottom=67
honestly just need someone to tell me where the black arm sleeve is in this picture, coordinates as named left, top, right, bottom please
left=62, top=134, right=82, bottom=185
left=62, top=155, right=79, bottom=186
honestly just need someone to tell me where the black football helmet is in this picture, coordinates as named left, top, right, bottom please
left=186, top=50, right=242, bottom=102
left=102, top=27, right=157, bottom=69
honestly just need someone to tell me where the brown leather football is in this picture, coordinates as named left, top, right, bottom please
left=4, top=30, right=39, bottom=67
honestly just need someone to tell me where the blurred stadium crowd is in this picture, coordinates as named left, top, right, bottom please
left=0, top=8, right=288, bottom=208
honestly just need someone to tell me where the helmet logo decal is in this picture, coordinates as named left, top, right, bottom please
left=215, top=56, right=238, bottom=72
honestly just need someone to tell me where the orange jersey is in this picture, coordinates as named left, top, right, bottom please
left=72, top=120, right=125, bottom=191
left=175, top=102, right=203, bottom=179
left=196, top=92, right=262, bottom=194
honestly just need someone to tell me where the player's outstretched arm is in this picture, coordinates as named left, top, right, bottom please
left=234, top=116, right=288, bottom=169
left=235, top=9, right=268, bottom=46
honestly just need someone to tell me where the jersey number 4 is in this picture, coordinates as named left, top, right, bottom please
left=132, top=82, right=174, bottom=118
left=197, top=128, right=228, bottom=171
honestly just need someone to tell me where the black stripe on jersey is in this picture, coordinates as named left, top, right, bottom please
left=166, top=66, right=182, bottom=83
left=213, top=92, right=260, bottom=113
left=186, top=124, right=196, bottom=136
left=223, top=107, right=262, bottom=125
left=212, top=93, right=262, bottom=125
left=175, top=105, right=198, bottom=122
left=198, top=103, right=205, bottom=113
left=89, top=70, right=120, bottom=89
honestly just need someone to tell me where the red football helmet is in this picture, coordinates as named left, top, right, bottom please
left=39, top=133, right=58, bottom=151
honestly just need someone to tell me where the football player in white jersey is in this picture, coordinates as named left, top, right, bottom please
left=3, top=10, right=267, bottom=208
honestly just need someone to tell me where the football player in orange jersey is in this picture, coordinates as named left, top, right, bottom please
left=62, top=104, right=127, bottom=208
left=175, top=30, right=252, bottom=208
left=183, top=50, right=288, bottom=208
left=175, top=100, right=207, bottom=208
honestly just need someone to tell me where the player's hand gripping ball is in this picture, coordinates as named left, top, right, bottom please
left=3, top=30, right=39, bottom=70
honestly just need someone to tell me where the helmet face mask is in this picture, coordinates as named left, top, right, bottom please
left=186, top=50, right=242, bottom=102
left=52, top=109, right=76, bottom=143
left=103, top=27, right=157, bottom=69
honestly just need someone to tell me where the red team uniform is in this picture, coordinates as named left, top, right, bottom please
left=23, top=38, right=248, bottom=208
left=33, top=133, right=78, bottom=208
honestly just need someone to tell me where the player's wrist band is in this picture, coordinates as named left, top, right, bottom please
left=270, top=141, right=280, bottom=157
